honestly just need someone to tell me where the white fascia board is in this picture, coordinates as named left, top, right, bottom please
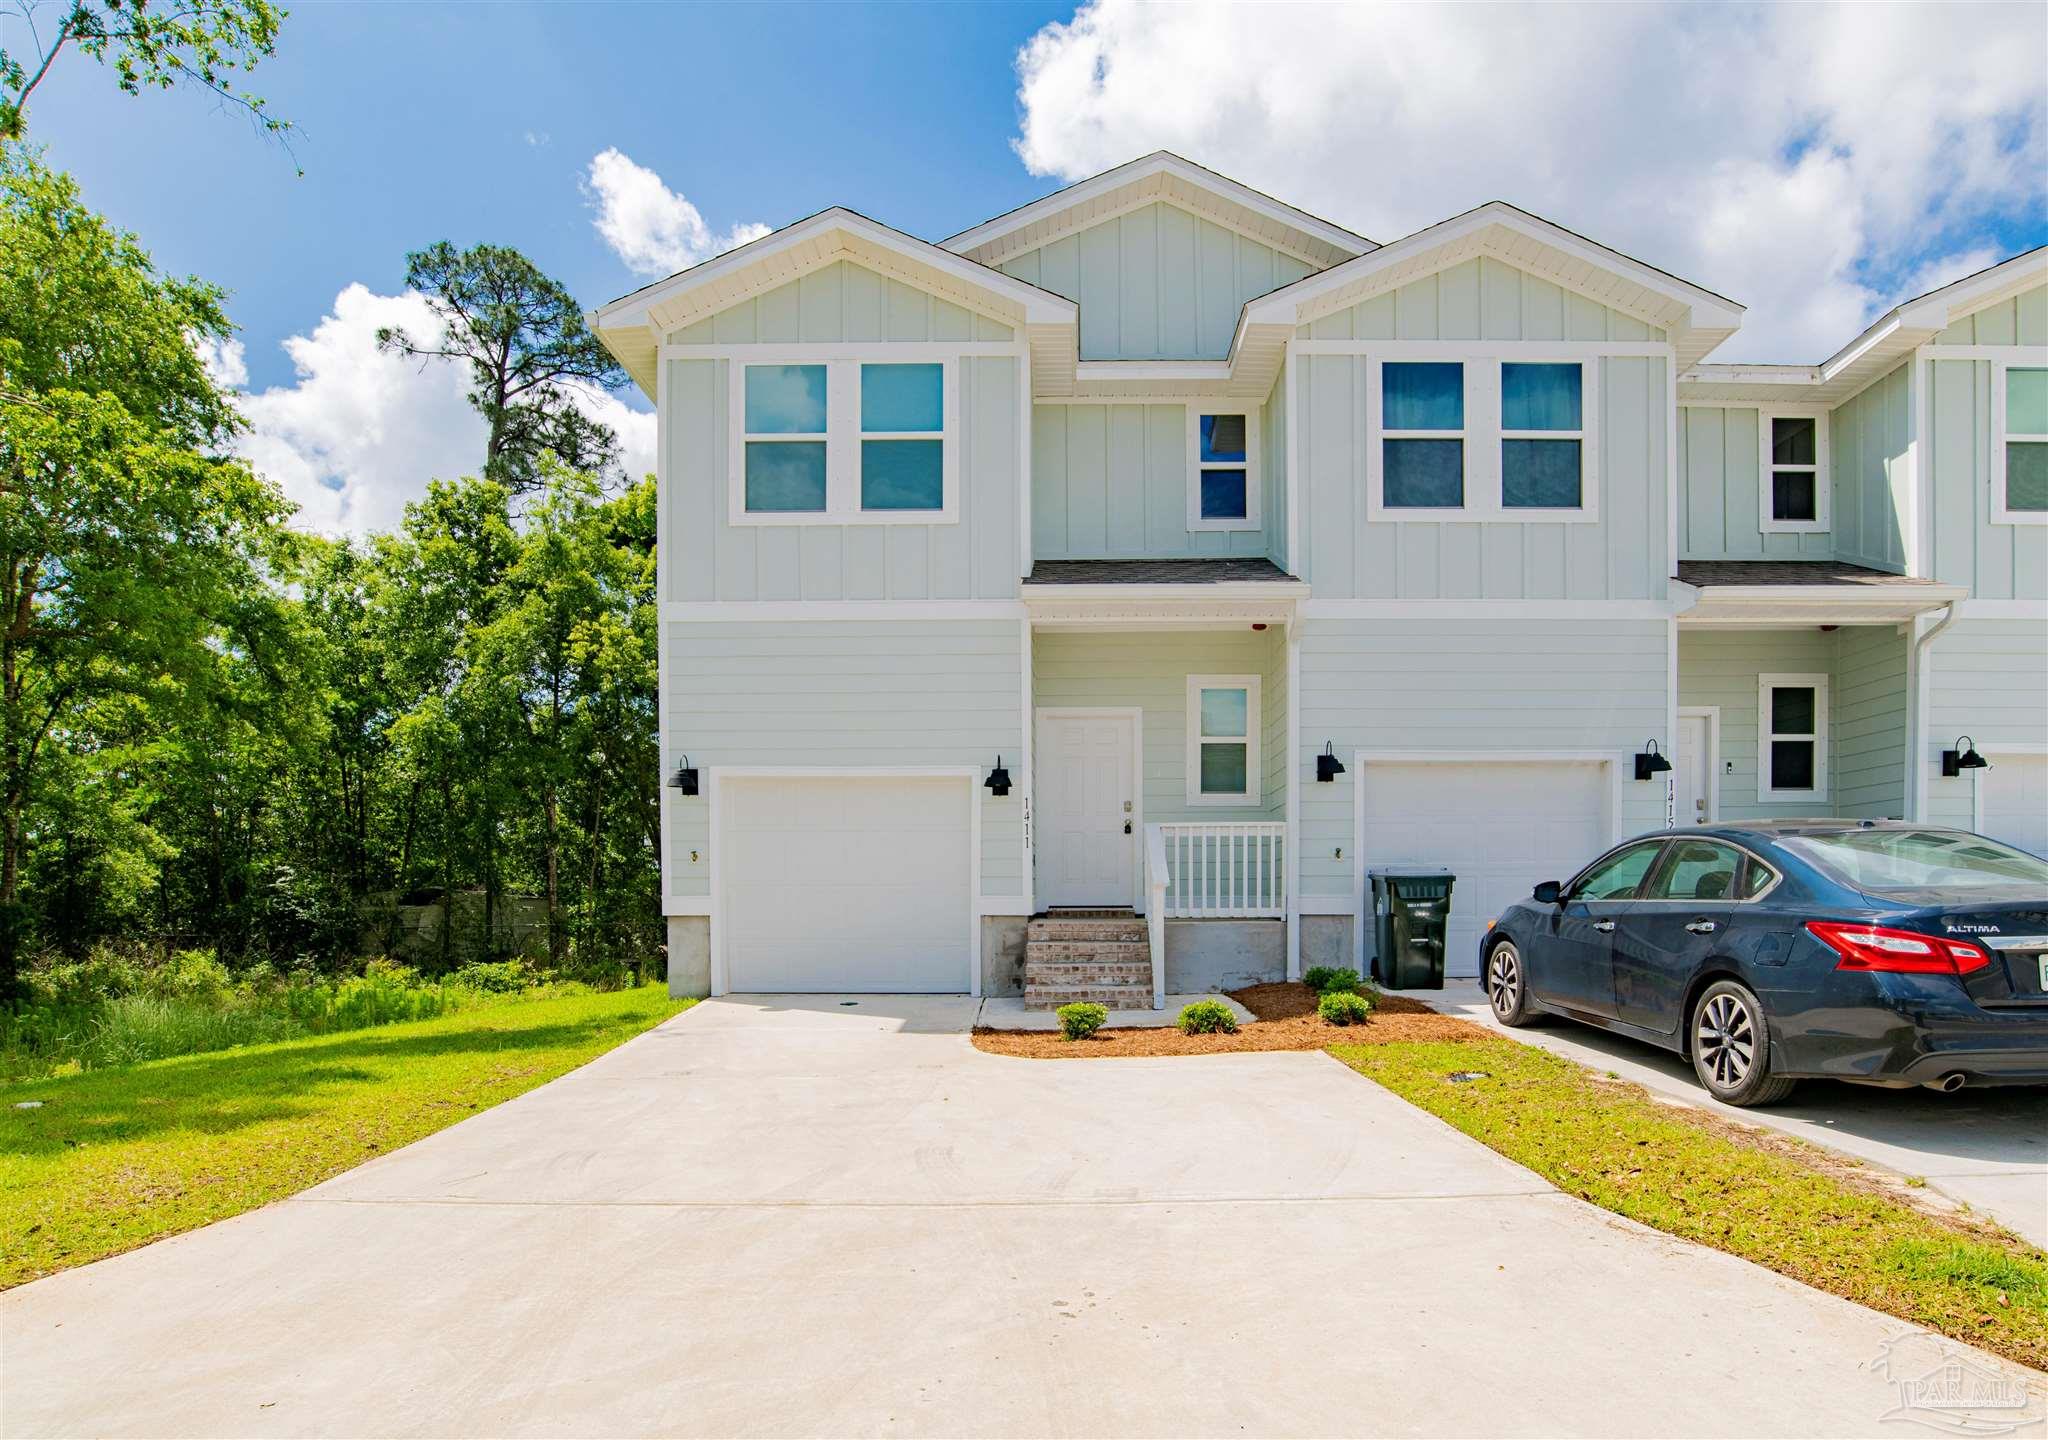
left=1676, top=582, right=1968, bottom=626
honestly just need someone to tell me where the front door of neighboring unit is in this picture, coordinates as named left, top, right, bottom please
left=1036, top=710, right=1137, bottom=908
left=1980, top=754, right=2048, bottom=858
left=1675, top=711, right=1715, bottom=825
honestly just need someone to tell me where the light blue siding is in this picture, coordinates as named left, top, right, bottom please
left=670, top=260, right=1015, bottom=346
left=1262, top=360, right=1289, bottom=569
left=1679, top=407, right=1832, bottom=560
left=663, top=619, right=1024, bottom=900
left=1928, top=358, right=2048, bottom=600
left=997, top=202, right=1314, bottom=361
left=1030, top=403, right=1268, bottom=560
left=1300, top=258, right=1666, bottom=344
left=1933, top=283, right=2048, bottom=346
left=1925, top=618, right=2048, bottom=830
left=1829, top=363, right=1910, bottom=572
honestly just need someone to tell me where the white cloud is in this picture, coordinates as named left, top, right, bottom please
left=224, top=284, right=656, bottom=538
left=1011, top=1, right=2046, bottom=361
left=583, top=147, right=771, bottom=278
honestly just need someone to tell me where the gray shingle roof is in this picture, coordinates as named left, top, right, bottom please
left=1023, top=558, right=1300, bottom=586
left=1676, top=561, right=1942, bottom=588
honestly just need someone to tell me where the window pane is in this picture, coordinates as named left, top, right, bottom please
left=861, top=363, right=942, bottom=432
left=744, top=441, right=827, bottom=511
left=1199, top=686, right=1248, bottom=738
left=1772, top=469, right=1817, bottom=522
left=1648, top=840, right=1741, bottom=901
left=1575, top=843, right=1660, bottom=901
left=1199, top=742, right=1248, bottom=795
left=1771, top=416, right=1816, bottom=466
left=2007, top=366, right=2048, bottom=435
left=1199, top=468, right=1247, bottom=520
left=2008, top=441, right=2048, bottom=511
left=1770, top=685, right=1815, bottom=735
left=1771, top=739, right=1816, bottom=792
left=860, top=440, right=943, bottom=510
left=1501, top=363, right=1582, bottom=431
left=1383, top=439, right=1464, bottom=507
left=1742, top=858, right=1773, bottom=899
left=1502, top=439, right=1582, bottom=507
left=745, top=365, right=826, bottom=434
left=1199, top=413, right=1247, bottom=462
left=1383, top=362, right=1464, bottom=430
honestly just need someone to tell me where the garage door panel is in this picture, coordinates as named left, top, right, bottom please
left=1981, top=756, right=2048, bottom=859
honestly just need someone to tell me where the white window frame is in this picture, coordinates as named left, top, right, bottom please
left=1185, top=408, right=1262, bottom=532
left=1185, top=673, right=1262, bottom=807
left=727, top=354, right=959, bottom=527
left=1757, top=672, right=1829, bottom=803
left=1758, top=406, right=1830, bottom=534
left=1992, top=359, right=2048, bottom=526
left=1365, top=354, right=1600, bottom=524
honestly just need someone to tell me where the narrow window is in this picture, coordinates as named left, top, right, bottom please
left=1382, top=362, right=1464, bottom=509
left=1187, top=411, right=1260, bottom=530
left=1762, top=413, right=1824, bottom=529
left=1759, top=674, right=1828, bottom=801
left=859, top=363, right=944, bottom=511
left=1500, top=362, right=1584, bottom=509
left=742, top=364, right=828, bottom=513
left=1186, top=675, right=1261, bottom=806
left=2000, top=365, right=2048, bottom=518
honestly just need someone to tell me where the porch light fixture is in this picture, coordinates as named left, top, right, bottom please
left=984, top=757, right=1013, bottom=797
left=1941, top=736, right=1989, bottom=778
left=1634, top=740, right=1673, bottom=782
left=668, top=756, right=699, bottom=796
left=1316, top=742, right=1346, bottom=782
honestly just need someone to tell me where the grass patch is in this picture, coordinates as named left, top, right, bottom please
left=0, top=985, right=690, bottom=1288
left=1331, top=1036, right=2048, bottom=1371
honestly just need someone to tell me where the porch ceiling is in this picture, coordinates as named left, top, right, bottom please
left=1673, top=561, right=1965, bottom=626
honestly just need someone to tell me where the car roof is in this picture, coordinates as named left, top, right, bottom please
left=1647, top=819, right=1959, bottom=843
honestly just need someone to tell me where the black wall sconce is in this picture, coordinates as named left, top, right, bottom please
left=984, top=757, right=1013, bottom=796
left=1316, top=742, right=1346, bottom=782
left=668, top=755, right=699, bottom=796
left=1634, top=740, right=1673, bottom=782
left=1941, top=736, right=1989, bottom=778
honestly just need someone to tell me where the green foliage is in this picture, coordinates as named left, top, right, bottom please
left=1056, top=1001, right=1108, bottom=1040
left=1177, top=998, right=1239, bottom=1034
left=448, top=959, right=534, bottom=994
left=1317, top=990, right=1374, bottom=1026
left=1313, top=968, right=1362, bottom=995
left=1302, top=965, right=1339, bottom=992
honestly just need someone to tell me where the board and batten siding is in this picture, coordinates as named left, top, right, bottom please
left=1030, top=403, right=1268, bottom=561
left=1299, top=258, right=1667, bottom=346
left=1925, top=618, right=2048, bottom=831
left=1263, top=359, right=1289, bottom=570
left=1927, top=357, right=2048, bottom=600
left=1679, top=408, right=1826, bottom=561
left=662, top=260, right=1023, bottom=604
left=1295, top=618, right=1671, bottom=900
left=663, top=619, right=1024, bottom=900
left=1828, top=362, right=1910, bottom=572
left=1933, top=283, right=2048, bottom=346
left=996, top=201, right=1315, bottom=362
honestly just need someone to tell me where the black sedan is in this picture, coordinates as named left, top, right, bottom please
left=1481, top=821, right=2048, bottom=1106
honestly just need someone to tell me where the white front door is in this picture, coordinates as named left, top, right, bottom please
left=1036, top=710, right=1137, bottom=907
left=1675, top=711, right=1715, bottom=825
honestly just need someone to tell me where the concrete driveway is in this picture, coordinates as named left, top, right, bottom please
left=4, top=996, right=2043, bottom=1438
left=1411, top=979, right=2048, bottom=1248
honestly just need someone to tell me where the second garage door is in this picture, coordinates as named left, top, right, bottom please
left=721, top=775, right=972, bottom=993
left=1980, top=754, right=2048, bottom=859
left=1358, top=760, right=1611, bottom=979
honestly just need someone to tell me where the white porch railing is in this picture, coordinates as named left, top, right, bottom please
left=1152, top=822, right=1287, bottom=918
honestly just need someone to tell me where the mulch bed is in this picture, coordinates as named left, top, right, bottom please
left=969, top=982, right=1490, bottom=1059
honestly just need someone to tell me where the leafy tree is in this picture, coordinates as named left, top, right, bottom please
left=377, top=242, right=628, bottom=493
left=0, top=0, right=291, bottom=145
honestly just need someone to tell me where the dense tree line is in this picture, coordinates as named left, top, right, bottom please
left=0, top=150, right=663, bottom=998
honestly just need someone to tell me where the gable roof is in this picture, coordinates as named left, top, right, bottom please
left=1680, top=246, right=2048, bottom=405
left=941, top=151, right=1374, bottom=272
left=1239, top=200, right=1746, bottom=370
left=590, top=207, right=1078, bottom=394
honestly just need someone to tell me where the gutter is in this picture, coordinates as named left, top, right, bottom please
left=1908, top=601, right=1962, bottom=822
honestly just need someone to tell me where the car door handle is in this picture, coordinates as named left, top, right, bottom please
left=1685, top=920, right=1718, bottom=934
left=1593, top=920, right=1615, bottom=933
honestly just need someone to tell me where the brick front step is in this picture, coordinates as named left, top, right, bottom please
left=1026, top=920, right=1148, bottom=943
left=1024, top=939, right=1149, bottom=965
left=1023, top=985, right=1154, bottom=1010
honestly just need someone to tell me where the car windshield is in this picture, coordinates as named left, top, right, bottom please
left=1781, top=829, right=2048, bottom=893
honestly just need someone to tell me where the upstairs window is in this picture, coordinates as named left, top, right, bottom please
left=1759, top=673, right=1828, bottom=801
left=1367, top=356, right=1599, bottom=522
left=1501, top=362, right=1584, bottom=509
left=1186, top=410, right=1261, bottom=531
left=731, top=358, right=956, bottom=524
left=1997, top=364, right=2048, bottom=523
left=1760, top=410, right=1828, bottom=532
left=1186, top=674, right=1261, bottom=806
left=1380, top=362, right=1465, bottom=509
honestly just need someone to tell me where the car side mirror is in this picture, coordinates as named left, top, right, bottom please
left=1531, top=880, right=1563, bottom=905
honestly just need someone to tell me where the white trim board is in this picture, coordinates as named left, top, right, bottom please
left=1678, top=705, right=1722, bottom=825
left=662, top=600, right=1028, bottom=622
left=1184, top=674, right=1263, bottom=807
left=1756, top=673, right=1830, bottom=804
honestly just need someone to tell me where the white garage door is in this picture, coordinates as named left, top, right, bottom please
left=722, top=776, right=972, bottom=993
left=1359, top=761, right=1610, bottom=979
left=1980, top=755, right=2048, bottom=859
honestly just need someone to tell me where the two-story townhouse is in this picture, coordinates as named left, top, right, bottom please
left=591, top=152, right=2048, bottom=1007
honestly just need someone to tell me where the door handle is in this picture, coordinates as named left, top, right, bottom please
left=1123, top=820, right=1132, bottom=835
left=1593, top=920, right=1615, bottom=933
left=1685, top=920, right=1718, bottom=934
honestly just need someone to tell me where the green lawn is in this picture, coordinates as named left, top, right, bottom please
left=0, top=985, right=690, bottom=1288
left=1332, top=1036, right=2048, bottom=1372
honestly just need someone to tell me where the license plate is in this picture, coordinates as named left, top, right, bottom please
left=2039, top=956, right=2048, bottom=992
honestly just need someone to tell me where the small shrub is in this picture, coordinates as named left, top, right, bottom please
left=140, top=950, right=235, bottom=1005
left=1178, top=998, right=1239, bottom=1035
left=1302, top=965, right=1337, bottom=992
left=1319, top=990, right=1374, bottom=1026
left=448, top=959, right=533, bottom=994
left=1316, top=967, right=1363, bottom=995
left=1057, top=1001, right=1108, bottom=1040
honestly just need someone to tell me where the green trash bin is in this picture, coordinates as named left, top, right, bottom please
left=1369, top=869, right=1455, bottom=989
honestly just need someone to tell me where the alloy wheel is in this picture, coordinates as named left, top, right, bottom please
left=1486, top=945, right=1521, bottom=1018
left=1695, top=992, right=1755, bottom=1089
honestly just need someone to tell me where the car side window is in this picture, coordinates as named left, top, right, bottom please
left=1647, top=840, right=1743, bottom=901
left=1741, top=856, right=1775, bottom=899
left=1571, top=842, right=1663, bottom=901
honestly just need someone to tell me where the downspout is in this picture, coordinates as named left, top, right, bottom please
left=1908, top=602, right=1960, bottom=821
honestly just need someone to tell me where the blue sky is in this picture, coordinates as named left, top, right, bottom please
left=18, top=1, right=2044, bottom=534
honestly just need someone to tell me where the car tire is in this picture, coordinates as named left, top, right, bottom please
left=1689, top=979, right=1794, bottom=1107
left=1484, top=939, right=1538, bottom=1027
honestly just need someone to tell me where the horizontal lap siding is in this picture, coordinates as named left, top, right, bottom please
left=664, top=620, right=1023, bottom=901
left=1296, top=619, right=1669, bottom=898
left=1926, top=619, right=2048, bottom=830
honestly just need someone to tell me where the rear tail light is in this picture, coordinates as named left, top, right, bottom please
left=1805, top=921, right=1993, bottom=976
